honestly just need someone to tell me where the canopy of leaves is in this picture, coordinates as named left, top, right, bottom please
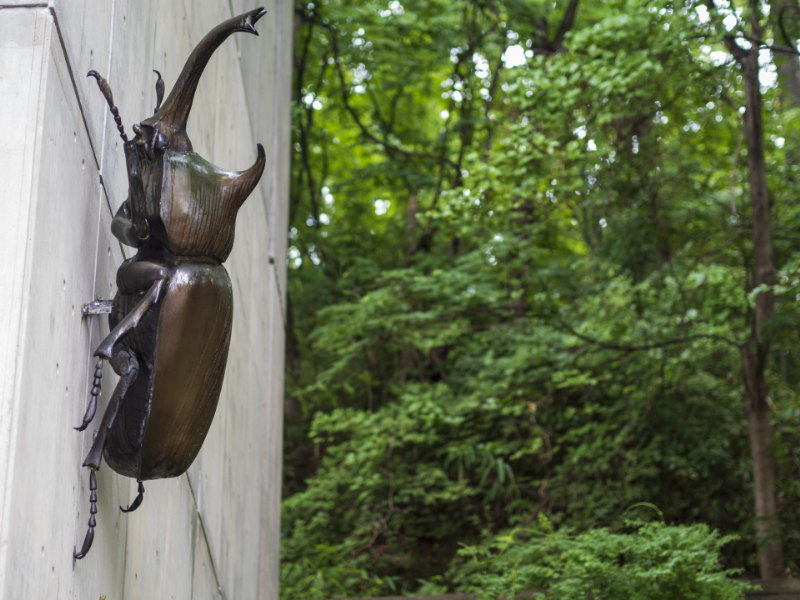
left=283, top=0, right=800, bottom=596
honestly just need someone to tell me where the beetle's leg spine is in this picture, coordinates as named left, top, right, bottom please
left=75, top=360, right=103, bottom=431
left=74, top=470, right=97, bottom=560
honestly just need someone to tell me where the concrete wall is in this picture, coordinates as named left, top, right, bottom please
left=0, top=1, right=290, bottom=598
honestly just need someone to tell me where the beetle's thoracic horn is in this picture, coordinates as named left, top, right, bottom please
left=142, top=7, right=266, bottom=133
left=230, top=143, right=267, bottom=210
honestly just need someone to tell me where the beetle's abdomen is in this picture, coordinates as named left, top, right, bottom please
left=138, top=262, right=233, bottom=480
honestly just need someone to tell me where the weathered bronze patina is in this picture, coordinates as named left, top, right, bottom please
left=73, top=7, right=267, bottom=560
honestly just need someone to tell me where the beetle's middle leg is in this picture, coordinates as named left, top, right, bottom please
left=75, top=347, right=139, bottom=559
left=94, top=262, right=170, bottom=360
left=74, top=359, right=104, bottom=431
left=82, top=346, right=140, bottom=470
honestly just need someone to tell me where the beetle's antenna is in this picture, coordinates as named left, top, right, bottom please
left=153, top=70, right=165, bottom=114
left=75, top=360, right=103, bottom=432
left=74, top=470, right=97, bottom=560
left=87, top=71, right=128, bottom=142
left=121, top=481, right=145, bottom=513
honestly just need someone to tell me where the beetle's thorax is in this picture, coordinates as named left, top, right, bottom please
left=131, top=145, right=260, bottom=263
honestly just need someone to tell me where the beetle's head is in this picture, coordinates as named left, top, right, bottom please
left=133, top=7, right=267, bottom=161
left=131, top=122, right=172, bottom=160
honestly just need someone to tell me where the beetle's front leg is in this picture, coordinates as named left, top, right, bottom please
left=110, top=200, right=139, bottom=248
left=93, top=262, right=170, bottom=360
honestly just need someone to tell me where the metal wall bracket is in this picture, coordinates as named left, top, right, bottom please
left=82, top=299, right=113, bottom=316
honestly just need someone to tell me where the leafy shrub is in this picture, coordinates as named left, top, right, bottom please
left=449, top=516, right=749, bottom=600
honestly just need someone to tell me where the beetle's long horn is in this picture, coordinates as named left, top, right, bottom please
left=229, top=144, right=266, bottom=210
left=142, top=7, right=266, bottom=132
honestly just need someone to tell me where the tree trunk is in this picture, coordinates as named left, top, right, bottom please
left=742, top=349, right=783, bottom=577
left=772, top=0, right=800, bottom=105
left=725, top=15, right=785, bottom=576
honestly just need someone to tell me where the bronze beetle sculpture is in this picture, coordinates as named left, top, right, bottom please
left=74, top=8, right=267, bottom=560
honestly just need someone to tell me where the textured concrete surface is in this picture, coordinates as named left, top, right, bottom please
left=0, top=2, right=289, bottom=598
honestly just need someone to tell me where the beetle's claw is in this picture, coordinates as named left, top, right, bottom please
left=74, top=470, right=98, bottom=560
left=120, top=482, right=145, bottom=513
left=73, top=527, right=94, bottom=560
left=75, top=360, right=102, bottom=431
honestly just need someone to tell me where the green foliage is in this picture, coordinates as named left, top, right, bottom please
left=282, top=0, right=800, bottom=595
left=450, top=518, right=750, bottom=600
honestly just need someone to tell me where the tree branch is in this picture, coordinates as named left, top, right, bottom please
left=557, top=321, right=743, bottom=351
left=732, top=33, right=800, bottom=56
left=552, top=0, right=580, bottom=50
left=730, top=126, right=743, bottom=214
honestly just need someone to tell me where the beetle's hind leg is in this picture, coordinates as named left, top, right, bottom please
left=74, top=470, right=98, bottom=560
left=121, top=481, right=145, bottom=513
left=75, top=360, right=103, bottom=431
left=82, top=347, right=140, bottom=470
left=74, top=345, right=139, bottom=560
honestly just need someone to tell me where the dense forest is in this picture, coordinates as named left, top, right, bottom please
left=280, top=0, right=800, bottom=597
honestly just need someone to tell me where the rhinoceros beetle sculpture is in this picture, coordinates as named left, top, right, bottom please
left=73, top=8, right=267, bottom=560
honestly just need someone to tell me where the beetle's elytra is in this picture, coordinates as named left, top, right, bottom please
left=73, top=8, right=267, bottom=560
